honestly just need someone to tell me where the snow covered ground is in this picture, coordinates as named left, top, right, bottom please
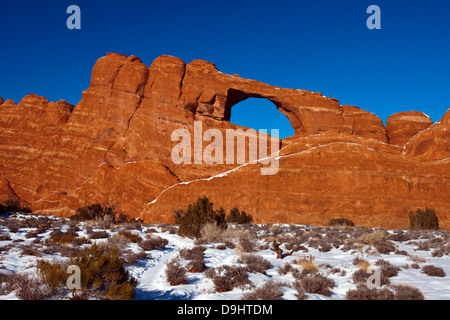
left=1, top=213, right=449, bottom=300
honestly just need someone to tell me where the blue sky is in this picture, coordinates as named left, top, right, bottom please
left=1, top=0, right=449, bottom=139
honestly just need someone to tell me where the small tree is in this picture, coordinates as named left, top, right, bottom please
left=70, top=201, right=137, bottom=224
left=1, top=197, right=32, bottom=215
left=173, top=209, right=185, bottom=225
left=409, top=208, right=439, bottom=230
left=226, top=207, right=253, bottom=224
left=329, top=218, right=354, bottom=227
left=178, top=197, right=227, bottom=239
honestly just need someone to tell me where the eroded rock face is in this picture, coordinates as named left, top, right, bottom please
left=0, top=53, right=449, bottom=229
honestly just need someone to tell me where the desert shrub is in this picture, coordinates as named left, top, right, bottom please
left=13, top=273, right=52, bottom=300
left=329, top=218, right=354, bottom=227
left=179, top=246, right=205, bottom=261
left=165, top=258, right=188, bottom=285
left=138, top=236, right=169, bottom=251
left=47, top=234, right=77, bottom=245
left=117, top=230, right=143, bottom=243
left=352, top=267, right=391, bottom=287
left=159, top=225, right=178, bottom=234
left=122, top=249, right=147, bottom=266
left=0, top=233, right=11, bottom=241
left=409, top=208, right=439, bottom=230
left=346, top=284, right=394, bottom=300
left=122, top=222, right=143, bottom=231
left=0, top=272, right=15, bottom=295
left=292, top=280, right=307, bottom=300
left=237, top=253, right=272, bottom=274
left=238, top=234, right=256, bottom=253
left=277, top=262, right=295, bottom=276
left=373, top=240, right=396, bottom=254
left=70, top=243, right=138, bottom=300
left=241, top=281, right=284, bottom=300
left=186, top=259, right=206, bottom=273
left=390, top=284, right=424, bottom=300
left=432, top=244, right=450, bottom=257
left=296, top=273, right=335, bottom=297
left=88, top=230, right=109, bottom=239
left=19, top=244, right=42, bottom=256
left=388, top=230, right=412, bottom=242
left=317, top=240, right=333, bottom=253
left=205, top=265, right=251, bottom=292
left=421, top=264, right=446, bottom=277
left=178, top=197, right=227, bottom=239
left=375, top=259, right=401, bottom=278
left=4, top=219, right=20, bottom=233
left=179, top=246, right=206, bottom=273
left=36, top=260, right=68, bottom=294
left=227, top=208, right=253, bottom=224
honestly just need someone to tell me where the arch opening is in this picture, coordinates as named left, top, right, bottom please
left=227, top=95, right=295, bottom=140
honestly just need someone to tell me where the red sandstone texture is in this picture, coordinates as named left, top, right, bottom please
left=0, top=53, right=449, bottom=229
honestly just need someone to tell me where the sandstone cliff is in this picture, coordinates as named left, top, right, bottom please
left=1, top=53, right=449, bottom=229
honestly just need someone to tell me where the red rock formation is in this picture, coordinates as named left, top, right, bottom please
left=403, top=109, right=450, bottom=162
left=0, top=53, right=449, bottom=229
left=386, top=111, right=433, bottom=146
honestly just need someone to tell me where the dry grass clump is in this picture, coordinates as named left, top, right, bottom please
left=199, top=222, right=235, bottom=243
left=408, top=254, right=426, bottom=264
left=241, top=280, right=284, bottom=300
left=357, top=260, right=371, bottom=273
left=94, top=214, right=115, bottom=230
left=358, top=230, right=386, bottom=245
left=296, top=255, right=318, bottom=273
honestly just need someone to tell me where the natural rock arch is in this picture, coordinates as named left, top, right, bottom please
left=225, top=92, right=295, bottom=138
